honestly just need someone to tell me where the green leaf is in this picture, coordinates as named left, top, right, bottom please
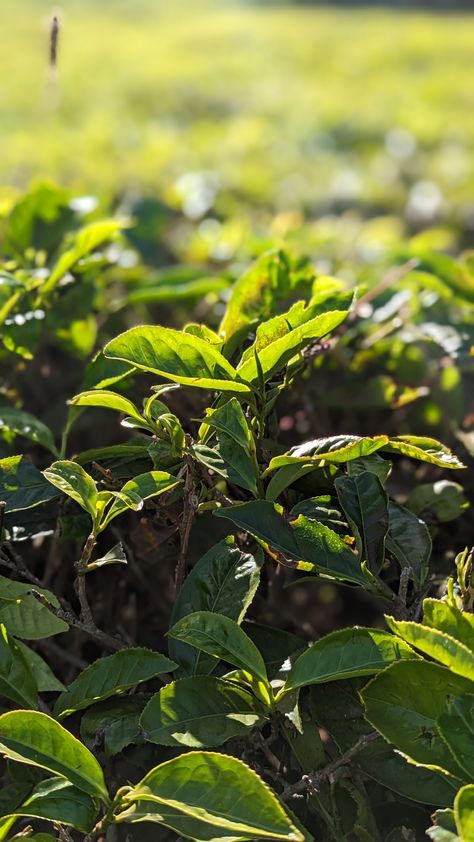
left=0, top=408, right=57, bottom=455
left=219, top=249, right=307, bottom=347
left=0, top=576, right=68, bottom=640
left=244, top=622, right=305, bottom=681
left=335, top=472, right=388, bottom=571
left=347, top=452, right=392, bottom=484
left=382, top=436, right=465, bottom=470
left=0, top=711, right=108, bottom=800
left=43, top=219, right=123, bottom=294
left=455, top=784, right=474, bottom=840
left=361, top=660, right=473, bottom=778
left=0, top=456, right=59, bottom=513
left=386, top=616, right=474, bottom=683
left=204, top=398, right=259, bottom=494
left=99, top=470, right=180, bottom=529
left=42, top=460, right=97, bottom=519
left=0, top=624, right=37, bottom=708
left=385, top=501, right=431, bottom=587
left=237, top=309, right=350, bottom=384
left=265, top=463, right=318, bottom=503
left=80, top=695, right=146, bottom=757
left=265, top=435, right=389, bottom=474
left=214, top=500, right=365, bottom=586
left=284, top=627, right=417, bottom=692
left=7, top=777, right=98, bottom=834
left=427, top=809, right=459, bottom=842
left=312, top=681, right=456, bottom=807
left=104, top=325, right=251, bottom=393
left=423, top=599, right=474, bottom=651
left=118, top=751, right=309, bottom=841
left=169, top=537, right=262, bottom=675
left=407, top=480, right=469, bottom=523
left=69, top=389, right=145, bottom=424
left=54, top=647, right=177, bottom=717
left=437, top=695, right=474, bottom=780
left=16, top=642, right=65, bottom=692
left=168, top=612, right=268, bottom=682
left=141, top=676, right=265, bottom=747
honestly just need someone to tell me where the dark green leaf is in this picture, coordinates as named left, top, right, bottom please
left=385, top=501, right=431, bottom=587
left=8, top=777, right=98, bottom=834
left=335, top=472, right=388, bottom=571
left=361, top=660, right=472, bottom=778
left=54, top=647, right=177, bottom=717
left=437, top=695, right=474, bottom=780
left=215, top=500, right=365, bottom=585
left=406, top=480, right=469, bottom=523
left=16, top=642, right=65, bottom=692
left=0, top=456, right=59, bottom=513
left=80, top=696, right=146, bottom=757
left=141, top=676, right=265, bottom=747
left=0, top=576, right=68, bottom=640
left=0, top=624, right=37, bottom=708
left=0, top=408, right=57, bottom=455
left=169, top=537, right=262, bottom=675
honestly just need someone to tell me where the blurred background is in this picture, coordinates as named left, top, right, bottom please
left=2, top=0, right=474, bottom=250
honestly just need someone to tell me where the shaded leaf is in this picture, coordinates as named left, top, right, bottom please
left=141, top=676, right=265, bottom=747
left=335, top=472, right=388, bottom=571
left=385, top=501, right=431, bottom=587
left=0, top=456, right=59, bottom=513
left=169, top=537, right=262, bottom=675
left=0, top=576, right=68, bottom=640
left=81, top=696, right=146, bottom=757
left=0, top=624, right=37, bottom=708
left=437, top=695, right=474, bottom=780
left=0, top=408, right=57, bottom=455
left=215, top=500, right=365, bottom=585
left=54, top=647, right=177, bottom=717
left=361, top=660, right=472, bottom=778
left=8, top=777, right=97, bottom=834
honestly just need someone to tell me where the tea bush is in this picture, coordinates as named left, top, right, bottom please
left=0, top=184, right=472, bottom=841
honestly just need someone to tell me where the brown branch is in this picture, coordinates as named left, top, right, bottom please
left=31, top=590, right=125, bottom=652
left=282, top=732, right=379, bottom=800
left=175, top=451, right=197, bottom=592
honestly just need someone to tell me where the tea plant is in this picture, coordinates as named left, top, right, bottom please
left=0, top=194, right=472, bottom=841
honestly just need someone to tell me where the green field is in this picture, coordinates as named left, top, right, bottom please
left=3, top=0, right=474, bottom=232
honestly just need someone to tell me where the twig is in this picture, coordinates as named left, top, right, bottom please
left=398, top=566, right=412, bottom=608
left=175, top=450, right=197, bottom=592
left=282, top=732, right=379, bottom=800
left=352, top=258, right=419, bottom=317
left=75, top=534, right=96, bottom=626
left=50, top=15, right=60, bottom=69
left=31, top=590, right=125, bottom=652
